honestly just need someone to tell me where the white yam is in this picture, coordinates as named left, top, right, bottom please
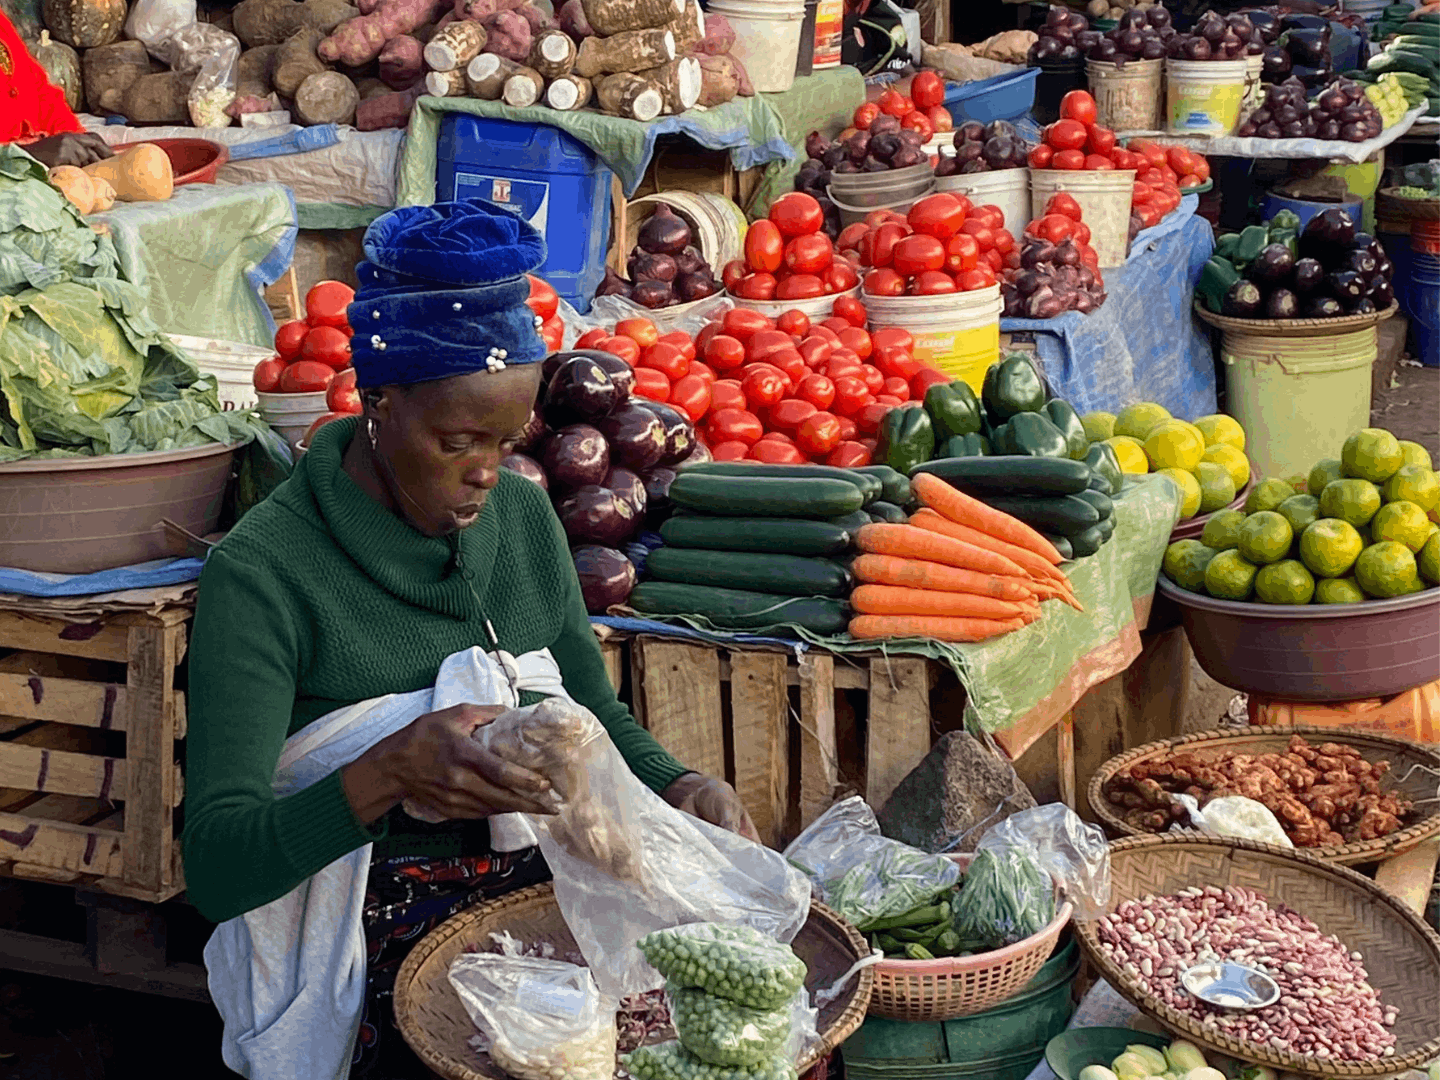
left=638, top=55, right=699, bottom=113
left=424, top=67, right=468, bottom=95
left=580, top=0, right=681, bottom=36
left=464, top=51, right=517, bottom=98
left=529, top=28, right=576, bottom=79
left=545, top=72, right=592, bottom=110
left=501, top=64, right=544, bottom=106
left=671, top=0, right=703, bottom=52
left=294, top=70, right=359, bottom=124
left=423, top=18, right=487, bottom=71
left=594, top=71, right=662, bottom=121
left=573, top=27, right=674, bottom=78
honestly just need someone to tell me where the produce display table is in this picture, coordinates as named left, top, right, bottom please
left=92, top=181, right=298, bottom=350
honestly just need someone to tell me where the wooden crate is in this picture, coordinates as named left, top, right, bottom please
left=0, top=607, right=189, bottom=904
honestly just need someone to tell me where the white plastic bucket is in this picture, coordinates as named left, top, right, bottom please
left=863, top=285, right=1002, bottom=392
left=828, top=183, right=933, bottom=227
left=1086, top=58, right=1163, bottom=133
left=627, top=192, right=747, bottom=273
left=1166, top=58, right=1248, bottom=136
left=1242, top=54, right=1265, bottom=115
left=935, top=166, right=1030, bottom=236
left=171, top=333, right=273, bottom=411
left=1029, top=168, right=1137, bottom=268
left=725, top=285, right=860, bottom=321
left=257, top=389, right=330, bottom=452
left=708, top=0, right=806, bottom=93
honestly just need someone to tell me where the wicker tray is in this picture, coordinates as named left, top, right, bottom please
left=1193, top=300, right=1399, bottom=337
left=391, top=884, right=873, bottom=1080
left=1377, top=186, right=1440, bottom=223
left=1088, top=725, right=1440, bottom=866
left=1074, top=834, right=1440, bottom=1078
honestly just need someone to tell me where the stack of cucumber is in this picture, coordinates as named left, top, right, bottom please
left=1358, top=12, right=1439, bottom=117
left=632, top=462, right=914, bottom=637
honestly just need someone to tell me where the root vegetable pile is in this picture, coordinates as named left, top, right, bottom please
left=1238, top=76, right=1384, bottom=142
left=936, top=119, right=1027, bottom=177
left=1097, top=886, right=1397, bottom=1061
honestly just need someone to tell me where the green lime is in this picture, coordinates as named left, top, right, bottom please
left=1382, top=464, right=1440, bottom=512
left=1255, top=559, right=1316, bottom=605
left=1200, top=509, right=1247, bottom=552
left=1237, top=511, right=1293, bottom=565
left=1157, top=467, right=1202, bottom=518
left=1318, top=478, right=1382, bottom=528
left=1081, top=411, right=1116, bottom=442
left=1277, top=494, right=1320, bottom=538
left=1245, top=477, right=1295, bottom=514
left=1194, top=461, right=1237, bottom=514
left=1315, top=576, right=1365, bottom=604
left=1370, top=500, right=1433, bottom=553
left=1341, top=427, right=1404, bottom=484
left=1113, top=402, right=1171, bottom=442
left=1307, top=458, right=1345, bottom=498
left=1354, top=541, right=1420, bottom=598
left=1420, top=532, right=1439, bottom=586
left=1163, top=540, right=1218, bottom=592
left=1398, top=440, right=1433, bottom=471
left=1299, top=518, right=1365, bottom=578
left=1204, top=549, right=1259, bottom=600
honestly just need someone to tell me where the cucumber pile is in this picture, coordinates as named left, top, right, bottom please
left=1359, top=10, right=1440, bottom=117
left=636, top=462, right=913, bottom=636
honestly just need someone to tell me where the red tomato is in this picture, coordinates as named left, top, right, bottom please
left=910, top=367, right=950, bottom=399
left=878, top=89, right=911, bottom=117
left=305, top=281, right=355, bottom=329
left=633, top=367, right=671, bottom=402
left=1111, top=148, right=1141, bottom=171
left=1073, top=221, right=1091, bottom=246
left=1084, top=154, right=1115, bottom=171
left=688, top=360, right=717, bottom=384
left=301, top=412, right=350, bottom=446
left=776, top=274, right=825, bottom=300
left=954, top=267, right=989, bottom=292
left=722, top=308, right=774, bottom=341
left=721, top=259, right=748, bottom=291
left=863, top=268, right=906, bottom=296
left=926, top=105, right=954, bottom=134
left=768, top=349, right=807, bottom=389
left=797, top=373, right=836, bottom=410
left=710, top=379, right=747, bottom=412
left=1059, top=90, right=1097, bottom=125
left=818, top=317, right=850, bottom=335
left=748, top=439, right=808, bottom=464
left=945, top=232, right=980, bottom=273
left=274, top=320, right=309, bottom=360
left=797, top=337, right=831, bottom=367
left=777, top=309, right=810, bottom=336
left=857, top=401, right=891, bottom=434
left=599, top=335, right=640, bottom=365
left=744, top=219, right=784, bottom=273
left=614, top=318, right=658, bottom=348
left=836, top=326, right=872, bottom=361
left=796, top=411, right=843, bottom=457
left=958, top=219, right=995, bottom=252
left=770, top=192, right=825, bottom=238
left=972, top=204, right=1005, bottom=231
left=807, top=324, right=841, bottom=344
left=784, top=233, right=833, bottom=274
left=575, top=327, right=610, bottom=350
left=1044, top=192, right=1083, bottom=223
left=253, top=356, right=286, bottom=392
left=836, top=415, right=858, bottom=441
left=741, top=367, right=787, bottom=408
left=874, top=344, right=920, bottom=380
left=1128, top=138, right=1166, bottom=169
left=853, top=101, right=881, bottom=129
left=865, top=222, right=908, bottom=269
left=705, top=334, right=746, bottom=372
left=827, top=440, right=872, bottom=467
left=1086, top=125, right=1117, bottom=156
left=669, top=375, right=712, bottom=422
left=523, top=276, right=558, bottom=323
left=832, top=295, right=868, bottom=328
left=301, top=326, right=351, bottom=370
left=1166, top=145, right=1194, bottom=177
left=658, top=330, right=696, bottom=362
left=892, top=234, right=946, bottom=276
left=978, top=248, right=1001, bottom=273
left=734, top=273, right=778, bottom=300
left=837, top=223, right=869, bottom=251
left=769, top=397, right=819, bottom=431
left=907, top=193, right=967, bottom=241
left=279, top=360, right=335, bottom=393
left=640, top=342, right=688, bottom=381
left=710, top=439, right=749, bottom=461
left=1004, top=249, right=1022, bottom=271
left=864, top=209, right=908, bottom=229
left=1131, top=182, right=1158, bottom=206
left=832, top=375, right=872, bottom=417
left=910, top=70, right=944, bottom=109
left=709, top=408, right=764, bottom=446
left=856, top=364, right=884, bottom=395
left=1045, top=118, right=1088, bottom=151
left=900, top=111, right=933, bottom=141
left=825, top=262, right=860, bottom=294
left=1138, top=167, right=1167, bottom=187
left=1178, top=173, right=1201, bottom=189
left=873, top=394, right=902, bottom=407
left=882, top=375, right=911, bottom=398
left=1191, top=156, right=1211, bottom=182
left=913, top=269, right=958, bottom=294
left=1035, top=214, right=1077, bottom=243
left=1053, top=149, right=1086, bottom=170
left=1028, top=144, right=1055, bottom=169
left=1135, top=203, right=1161, bottom=229
left=745, top=329, right=794, bottom=364
left=992, top=228, right=1015, bottom=255
left=541, top=316, right=563, bottom=353
left=1159, top=164, right=1179, bottom=184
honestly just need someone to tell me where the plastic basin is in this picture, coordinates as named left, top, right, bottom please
left=1045, top=1028, right=1169, bottom=1080
left=112, top=138, right=228, bottom=186
left=943, top=68, right=1039, bottom=125
left=0, top=442, right=238, bottom=573
left=1157, top=576, right=1440, bottom=701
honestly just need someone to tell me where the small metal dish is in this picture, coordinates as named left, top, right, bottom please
left=1180, top=961, right=1281, bottom=1010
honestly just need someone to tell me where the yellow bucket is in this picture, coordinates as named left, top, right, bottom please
left=1166, top=58, right=1248, bottom=136
left=865, top=287, right=1002, bottom=393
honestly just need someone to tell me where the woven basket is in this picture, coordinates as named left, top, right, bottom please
left=1075, top=835, right=1440, bottom=1078
left=1089, top=725, right=1440, bottom=866
left=391, top=884, right=873, bottom=1080
left=867, top=854, right=1074, bottom=1023
left=1193, top=300, right=1398, bottom=337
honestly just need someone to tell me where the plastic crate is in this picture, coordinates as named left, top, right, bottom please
left=435, top=116, right=613, bottom=312
left=943, top=68, right=1040, bottom=126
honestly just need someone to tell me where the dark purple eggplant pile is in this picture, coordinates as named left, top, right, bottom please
left=1165, top=9, right=1265, bottom=62
left=503, top=350, right=708, bottom=612
left=1236, top=77, right=1382, bottom=142
left=1001, top=234, right=1107, bottom=319
left=1028, top=6, right=1088, bottom=64
left=1085, top=6, right=1174, bottom=65
left=1249, top=11, right=1336, bottom=94
left=596, top=205, right=721, bottom=310
left=935, top=120, right=1028, bottom=178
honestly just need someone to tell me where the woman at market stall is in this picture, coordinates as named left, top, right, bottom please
left=0, top=11, right=111, bottom=166
left=183, top=198, right=758, bottom=1079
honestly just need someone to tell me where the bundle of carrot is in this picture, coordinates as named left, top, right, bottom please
left=848, top=472, right=1083, bottom=643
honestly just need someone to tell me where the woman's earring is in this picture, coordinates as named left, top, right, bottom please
left=367, top=417, right=379, bottom=452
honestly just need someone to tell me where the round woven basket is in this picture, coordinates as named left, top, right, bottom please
left=1075, top=834, right=1440, bottom=1078
left=867, top=854, right=1074, bottom=1023
left=1377, top=186, right=1440, bottom=224
left=1088, top=725, right=1440, bottom=866
left=391, top=884, right=873, bottom=1080
left=1193, top=300, right=1398, bottom=337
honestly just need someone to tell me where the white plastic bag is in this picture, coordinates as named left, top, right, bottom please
left=1172, top=794, right=1294, bottom=849
left=447, top=954, right=615, bottom=1080
left=559, top=292, right=732, bottom=347
left=781, top=796, right=960, bottom=929
left=975, top=803, right=1111, bottom=922
left=125, top=0, right=196, bottom=49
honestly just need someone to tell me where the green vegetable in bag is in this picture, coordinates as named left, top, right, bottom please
left=950, top=847, right=1055, bottom=951
left=637, top=925, right=806, bottom=1010
left=623, top=1041, right=799, bottom=1080
left=668, top=985, right=790, bottom=1068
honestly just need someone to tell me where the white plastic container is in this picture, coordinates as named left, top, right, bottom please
left=863, top=285, right=1002, bottom=393
left=724, top=285, right=860, bottom=321
left=1242, top=54, right=1265, bottom=115
left=935, top=167, right=1031, bottom=236
left=1029, top=168, right=1138, bottom=268
left=257, top=390, right=330, bottom=452
left=828, top=184, right=933, bottom=227
left=1166, top=58, right=1249, bottom=136
left=708, top=0, right=806, bottom=93
left=171, top=333, right=273, bottom=411
left=1086, top=58, right=1163, bottom=132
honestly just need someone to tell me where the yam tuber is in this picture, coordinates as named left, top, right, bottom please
left=464, top=51, right=515, bottom=97
left=638, top=55, right=699, bottom=113
left=573, top=27, right=674, bottom=77
left=319, top=0, right=447, bottom=65
left=308, top=0, right=361, bottom=33
left=545, top=72, right=591, bottom=109
left=501, top=64, right=543, bottom=106
left=691, top=11, right=735, bottom=55
left=423, top=66, right=467, bottom=94
left=556, top=0, right=594, bottom=40
left=379, top=33, right=425, bottom=86
left=580, top=0, right=680, bottom=37
left=83, top=144, right=174, bottom=203
left=479, top=8, right=532, bottom=61
left=453, top=0, right=524, bottom=19
left=235, top=44, right=281, bottom=97
left=422, top=17, right=487, bottom=71
left=695, top=52, right=740, bottom=104
left=670, top=0, right=704, bottom=52
left=122, top=71, right=194, bottom=123
left=594, top=71, right=662, bottom=120
left=356, top=83, right=423, bottom=127
left=528, top=27, right=576, bottom=78
left=48, top=165, right=96, bottom=215
left=81, top=39, right=149, bottom=115
left=273, top=29, right=329, bottom=97
left=233, top=0, right=316, bottom=46
left=294, top=69, right=360, bottom=123
left=514, top=4, right=552, bottom=34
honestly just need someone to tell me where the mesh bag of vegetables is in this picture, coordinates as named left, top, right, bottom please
left=637, top=924, right=806, bottom=1010
left=950, top=846, right=1055, bottom=952
left=623, top=1040, right=799, bottom=1080
left=667, top=984, right=791, bottom=1067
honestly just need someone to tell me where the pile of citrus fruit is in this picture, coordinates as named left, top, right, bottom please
left=1162, top=427, right=1440, bottom=605
left=1079, top=402, right=1251, bottom=521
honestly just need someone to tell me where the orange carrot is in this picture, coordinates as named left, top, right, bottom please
left=848, top=614, right=1025, bottom=643
left=851, top=554, right=1035, bottom=601
left=911, top=473, right=1066, bottom=565
left=910, top=509, right=1072, bottom=588
left=855, top=523, right=1027, bottom=578
left=851, top=584, right=1033, bottom=621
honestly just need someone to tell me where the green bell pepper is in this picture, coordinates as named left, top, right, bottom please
left=1008, top=411, right=1070, bottom=458
left=1268, top=208, right=1301, bottom=233
left=878, top=405, right=935, bottom=477
left=1268, top=226, right=1298, bottom=259
left=1197, top=256, right=1240, bottom=314
left=924, top=380, right=983, bottom=441
left=945, top=432, right=990, bottom=457
left=989, top=421, right=1014, bottom=455
left=1042, top=399, right=1089, bottom=460
left=981, top=354, right=1046, bottom=422
left=1233, top=225, right=1269, bottom=269
left=1084, top=442, right=1124, bottom=496
left=1213, top=232, right=1241, bottom=261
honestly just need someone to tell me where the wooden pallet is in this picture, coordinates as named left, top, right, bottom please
left=0, top=607, right=189, bottom=904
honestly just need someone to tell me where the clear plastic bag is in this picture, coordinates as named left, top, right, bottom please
left=125, top=0, right=196, bottom=49
left=1172, top=794, right=1294, bottom=849
left=143, top=22, right=240, bottom=127
left=668, top=985, right=810, bottom=1068
left=447, top=954, right=615, bottom=1080
left=975, top=803, right=1111, bottom=922
left=623, top=1040, right=799, bottom=1080
left=950, top=845, right=1054, bottom=951
left=781, top=796, right=961, bottom=930
left=638, top=924, right=806, bottom=1011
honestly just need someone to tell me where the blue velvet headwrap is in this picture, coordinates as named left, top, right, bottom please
left=347, top=199, right=549, bottom=389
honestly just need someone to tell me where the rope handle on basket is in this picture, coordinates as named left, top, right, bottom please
left=1396, top=762, right=1440, bottom=805
left=813, top=950, right=885, bottom=1008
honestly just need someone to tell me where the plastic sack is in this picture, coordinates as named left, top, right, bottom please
left=125, top=0, right=196, bottom=49
left=976, top=803, right=1110, bottom=922
left=950, top=845, right=1054, bottom=951
left=1172, top=794, right=1294, bottom=849
left=143, top=22, right=240, bottom=126
left=781, top=796, right=961, bottom=930
left=624, top=1040, right=799, bottom=1080
left=447, top=954, right=615, bottom=1080
left=667, top=985, right=815, bottom=1068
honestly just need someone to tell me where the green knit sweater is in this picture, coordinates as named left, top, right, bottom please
left=182, top=416, right=688, bottom=924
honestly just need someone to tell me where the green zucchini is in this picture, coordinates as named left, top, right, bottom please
left=912, top=455, right=1092, bottom=495
left=1095, top=515, right=1115, bottom=542
left=828, top=509, right=874, bottom=532
left=1068, top=525, right=1105, bottom=558
left=854, top=465, right=911, bottom=506
left=659, top=516, right=853, bottom=556
left=868, top=501, right=908, bottom=524
left=1073, top=488, right=1114, bottom=520
left=668, top=474, right=864, bottom=518
left=1044, top=533, right=1074, bottom=561
left=646, top=547, right=853, bottom=597
left=628, top=582, right=850, bottom=635
left=680, top=462, right=879, bottom=504
left=983, top=494, right=1101, bottom=534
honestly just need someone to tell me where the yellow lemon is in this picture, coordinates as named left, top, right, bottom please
left=1204, top=549, right=1258, bottom=600
left=1163, top=540, right=1218, bottom=592
left=1194, top=461, right=1237, bottom=514
left=1158, top=467, right=1202, bottom=518
left=1307, top=458, right=1345, bottom=498
left=1299, top=518, right=1365, bottom=579
left=1398, top=440, right=1434, bottom=470
left=1382, top=464, right=1440, bottom=512
left=1105, top=435, right=1149, bottom=475
left=1238, top=510, right=1293, bottom=565
left=1255, top=559, right=1316, bottom=605
left=1200, top=509, right=1246, bottom=551
left=1144, top=420, right=1206, bottom=472
left=1315, top=576, right=1365, bottom=604
left=1341, top=427, right=1404, bottom=484
left=1245, top=477, right=1297, bottom=515
left=1354, top=541, right=1420, bottom=598
left=1318, top=478, right=1382, bottom=528
left=1193, top=413, right=1245, bottom=451
left=1202, top=443, right=1250, bottom=492
left=1113, top=402, right=1172, bottom=441
left=1370, top=500, right=1432, bottom=553
left=1081, top=411, right=1116, bottom=442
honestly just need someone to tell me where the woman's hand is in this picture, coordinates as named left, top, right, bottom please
left=662, top=772, right=761, bottom=843
left=26, top=133, right=113, bottom=169
left=342, top=703, right=557, bottom=825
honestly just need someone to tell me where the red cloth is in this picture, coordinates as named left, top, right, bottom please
left=0, top=10, right=84, bottom=143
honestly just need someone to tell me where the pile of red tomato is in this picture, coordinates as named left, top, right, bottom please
left=252, top=281, right=361, bottom=412
left=1019, top=192, right=1104, bottom=283
left=849, top=70, right=953, bottom=143
left=721, top=192, right=861, bottom=303
left=849, top=193, right=1017, bottom=297
left=1125, top=137, right=1210, bottom=231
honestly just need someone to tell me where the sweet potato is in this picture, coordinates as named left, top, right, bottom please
left=695, top=52, right=738, bottom=104
left=294, top=69, right=359, bottom=123
left=225, top=92, right=278, bottom=117
left=573, top=26, right=674, bottom=77
left=356, top=83, right=423, bottom=127
left=319, top=0, right=446, bottom=65
left=557, top=0, right=594, bottom=40
left=515, top=4, right=552, bottom=34
left=273, top=29, right=328, bottom=97
left=235, top=44, right=281, bottom=97
left=639, top=55, right=699, bottom=112
left=122, top=71, right=193, bottom=123
left=529, top=27, right=576, bottom=78
left=501, top=64, right=543, bottom=106
left=82, top=39, right=149, bottom=114
left=545, top=72, right=591, bottom=109
left=423, top=67, right=467, bottom=94
left=423, top=18, right=486, bottom=70
left=580, top=0, right=680, bottom=36
left=692, top=11, right=734, bottom=55
left=378, top=33, right=424, bottom=86
left=594, top=70, right=662, bottom=120
left=464, top=51, right=515, bottom=97
left=480, top=7, right=531, bottom=60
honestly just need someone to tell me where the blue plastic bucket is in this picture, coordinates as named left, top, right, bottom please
left=1260, top=191, right=1363, bottom=233
left=945, top=68, right=1040, bottom=126
left=1406, top=252, right=1440, bottom=367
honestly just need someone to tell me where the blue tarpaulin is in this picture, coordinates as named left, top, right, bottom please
left=1002, top=195, right=1218, bottom=420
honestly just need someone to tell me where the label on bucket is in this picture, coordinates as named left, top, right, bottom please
left=906, top=323, right=1000, bottom=393
left=454, top=172, right=551, bottom=235
left=1168, top=80, right=1244, bottom=135
left=814, top=0, right=843, bottom=67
